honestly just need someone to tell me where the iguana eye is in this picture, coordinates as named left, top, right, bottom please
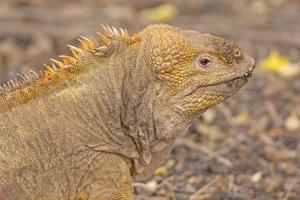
left=194, top=56, right=213, bottom=69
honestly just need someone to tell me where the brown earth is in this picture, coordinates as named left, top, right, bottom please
left=0, top=0, right=299, bottom=199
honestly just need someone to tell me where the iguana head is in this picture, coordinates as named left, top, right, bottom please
left=135, top=24, right=255, bottom=140
left=140, top=24, right=255, bottom=117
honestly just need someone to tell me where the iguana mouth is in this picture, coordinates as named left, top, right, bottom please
left=184, top=70, right=253, bottom=96
left=224, top=71, right=253, bottom=87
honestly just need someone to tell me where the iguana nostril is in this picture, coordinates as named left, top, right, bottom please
left=233, top=49, right=242, bottom=58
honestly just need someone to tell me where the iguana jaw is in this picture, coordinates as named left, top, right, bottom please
left=184, top=64, right=254, bottom=97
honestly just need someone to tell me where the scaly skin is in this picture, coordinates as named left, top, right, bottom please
left=0, top=24, right=255, bottom=199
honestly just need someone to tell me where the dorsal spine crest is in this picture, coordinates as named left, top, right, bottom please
left=0, top=25, right=138, bottom=112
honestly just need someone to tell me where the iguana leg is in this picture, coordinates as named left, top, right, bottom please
left=75, top=153, right=133, bottom=200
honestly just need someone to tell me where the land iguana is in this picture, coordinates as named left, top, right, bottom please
left=0, top=24, right=255, bottom=200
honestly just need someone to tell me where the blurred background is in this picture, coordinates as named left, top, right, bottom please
left=0, top=0, right=299, bottom=199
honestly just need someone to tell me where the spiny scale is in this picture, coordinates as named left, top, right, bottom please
left=100, top=24, right=129, bottom=38
left=50, top=59, right=64, bottom=69
left=59, top=55, right=77, bottom=66
left=79, top=36, right=99, bottom=50
left=0, top=71, right=38, bottom=93
left=97, top=33, right=111, bottom=46
left=67, top=45, right=83, bottom=58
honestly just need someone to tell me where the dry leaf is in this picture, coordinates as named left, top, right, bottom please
left=261, top=50, right=289, bottom=72
left=234, top=111, right=252, bottom=125
left=154, top=166, right=167, bottom=176
left=277, top=63, right=300, bottom=78
left=140, top=3, right=177, bottom=22
left=285, top=113, right=300, bottom=131
left=261, top=50, right=300, bottom=78
left=145, top=180, right=159, bottom=193
left=251, top=172, right=262, bottom=183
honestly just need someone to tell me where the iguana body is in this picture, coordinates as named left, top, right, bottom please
left=0, top=24, right=255, bottom=199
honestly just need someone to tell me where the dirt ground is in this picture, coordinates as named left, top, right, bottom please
left=0, top=0, right=299, bottom=199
